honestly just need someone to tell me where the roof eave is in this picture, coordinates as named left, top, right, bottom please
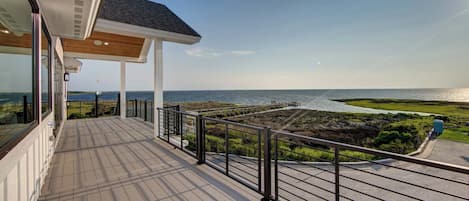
left=94, top=18, right=201, bottom=45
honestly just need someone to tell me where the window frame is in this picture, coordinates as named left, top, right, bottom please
left=41, top=19, right=52, bottom=119
left=0, top=0, right=48, bottom=159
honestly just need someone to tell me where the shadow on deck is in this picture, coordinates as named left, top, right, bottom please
left=39, top=117, right=260, bottom=201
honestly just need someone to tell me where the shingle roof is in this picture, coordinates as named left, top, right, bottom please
left=97, top=0, right=201, bottom=37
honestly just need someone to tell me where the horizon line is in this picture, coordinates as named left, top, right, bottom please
left=66, top=87, right=469, bottom=93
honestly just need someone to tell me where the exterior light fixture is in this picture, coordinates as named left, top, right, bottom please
left=0, top=29, right=10, bottom=34
left=64, top=72, right=70, bottom=82
left=93, top=40, right=103, bottom=46
left=104, top=42, right=109, bottom=46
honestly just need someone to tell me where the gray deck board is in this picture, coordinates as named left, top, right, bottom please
left=39, top=117, right=260, bottom=201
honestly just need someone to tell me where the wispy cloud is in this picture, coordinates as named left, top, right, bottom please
left=230, top=50, right=256, bottom=55
left=186, top=47, right=256, bottom=58
left=185, top=47, right=222, bottom=58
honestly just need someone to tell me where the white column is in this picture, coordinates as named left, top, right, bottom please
left=153, top=38, right=163, bottom=138
left=120, top=62, right=126, bottom=119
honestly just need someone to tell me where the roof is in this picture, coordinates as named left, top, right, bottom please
left=97, top=0, right=201, bottom=38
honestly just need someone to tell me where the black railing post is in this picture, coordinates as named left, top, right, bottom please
left=144, top=100, right=148, bottom=121
left=225, top=124, right=229, bottom=175
left=257, top=129, right=262, bottom=193
left=177, top=105, right=182, bottom=135
left=196, top=114, right=205, bottom=164
left=151, top=101, right=154, bottom=123
left=166, top=109, right=170, bottom=142
left=274, top=134, right=279, bottom=201
left=157, top=108, right=161, bottom=137
left=334, top=147, right=340, bottom=201
left=23, top=95, right=28, bottom=123
left=117, top=93, right=120, bottom=116
left=95, top=94, right=99, bottom=118
left=134, top=99, right=137, bottom=117
left=262, top=127, right=272, bottom=201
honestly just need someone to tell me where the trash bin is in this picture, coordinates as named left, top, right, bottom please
left=433, top=119, right=444, bottom=135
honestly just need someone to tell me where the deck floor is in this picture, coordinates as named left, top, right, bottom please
left=39, top=117, right=260, bottom=201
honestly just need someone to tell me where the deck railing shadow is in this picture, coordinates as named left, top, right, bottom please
left=44, top=117, right=256, bottom=201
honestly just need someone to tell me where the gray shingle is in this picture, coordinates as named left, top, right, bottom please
left=97, top=0, right=201, bottom=37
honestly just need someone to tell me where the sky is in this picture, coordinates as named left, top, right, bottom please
left=68, top=0, right=469, bottom=91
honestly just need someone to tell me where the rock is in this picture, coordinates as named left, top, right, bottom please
left=465, top=122, right=469, bottom=126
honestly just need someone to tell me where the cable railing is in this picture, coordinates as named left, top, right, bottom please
left=154, top=107, right=469, bottom=201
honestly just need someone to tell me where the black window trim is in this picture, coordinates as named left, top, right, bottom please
left=41, top=17, right=52, bottom=119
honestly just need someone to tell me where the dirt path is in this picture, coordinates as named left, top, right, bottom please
left=280, top=110, right=310, bottom=130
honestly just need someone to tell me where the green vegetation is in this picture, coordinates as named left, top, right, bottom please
left=201, top=104, right=286, bottom=118
left=183, top=126, right=375, bottom=162
left=340, top=99, right=469, bottom=118
left=171, top=101, right=238, bottom=111
left=67, top=101, right=118, bottom=119
left=341, top=99, right=469, bottom=143
left=230, top=109, right=432, bottom=154
left=439, top=127, right=469, bottom=143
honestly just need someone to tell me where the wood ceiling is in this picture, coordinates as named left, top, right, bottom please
left=1, top=22, right=146, bottom=59
left=62, top=31, right=145, bottom=58
left=0, top=24, right=48, bottom=51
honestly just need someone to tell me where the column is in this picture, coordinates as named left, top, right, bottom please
left=153, top=38, right=163, bottom=138
left=120, top=62, right=126, bottom=119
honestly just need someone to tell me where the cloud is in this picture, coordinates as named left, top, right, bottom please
left=230, top=50, right=256, bottom=55
left=185, top=47, right=222, bottom=58
left=186, top=47, right=256, bottom=58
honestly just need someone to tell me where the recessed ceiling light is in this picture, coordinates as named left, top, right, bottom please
left=0, top=29, right=10, bottom=34
left=104, top=42, right=109, bottom=46
left=93, top=40, right=103, bottom=46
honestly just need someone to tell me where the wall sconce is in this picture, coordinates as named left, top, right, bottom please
left=64, top=73, right=70, bottom=82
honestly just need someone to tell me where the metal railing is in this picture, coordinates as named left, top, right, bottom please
left=156, top=107, right=469, bottom=201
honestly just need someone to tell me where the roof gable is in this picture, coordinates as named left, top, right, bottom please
left=97, top=0, right=201, bottom=38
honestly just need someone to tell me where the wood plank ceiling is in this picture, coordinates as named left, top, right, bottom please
left=62, top=31, right=145, bottom=58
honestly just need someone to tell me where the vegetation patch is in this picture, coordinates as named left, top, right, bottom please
left=340, top=98, right=469, bottom=143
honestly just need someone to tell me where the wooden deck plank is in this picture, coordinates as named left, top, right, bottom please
left=39, top=117, right=260, bottom=201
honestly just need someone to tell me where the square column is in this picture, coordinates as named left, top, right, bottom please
left=153, top=39, right=163, bottom=138
left=120, top=62, right=126, bottom=119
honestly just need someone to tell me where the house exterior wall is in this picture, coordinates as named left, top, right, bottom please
left=0, top=33, right=64, bottom=201
left=0, top=113, right=55, bottom=201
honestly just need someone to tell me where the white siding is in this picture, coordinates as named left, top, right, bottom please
left=0, top=179, right=4, bottom=201
left=19, top=155, right=27, bottom=201
left=0, top=114, right=56, bottom=201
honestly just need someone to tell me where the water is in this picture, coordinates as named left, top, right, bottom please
left=65, top=88, right=469, bottom=113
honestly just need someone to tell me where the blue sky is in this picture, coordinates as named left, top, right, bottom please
left=69, top=0, right=469, bottom=91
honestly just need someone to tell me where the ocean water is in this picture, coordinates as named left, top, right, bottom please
left=66, top=88, right=469, bottom=113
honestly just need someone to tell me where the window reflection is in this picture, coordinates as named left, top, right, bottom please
left=0, top=0, right=34, bottom=148
left=41, top=29, right=50, bottom=116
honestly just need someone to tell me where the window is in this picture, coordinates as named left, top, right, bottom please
left=0, top=0, right=35, bottom=151
left=54, top=53, right=64, bottom=136
left=41, top=24, right=51, bottom=116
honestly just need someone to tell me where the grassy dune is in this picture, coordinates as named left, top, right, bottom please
left=341, top=99, right=469, bottom=143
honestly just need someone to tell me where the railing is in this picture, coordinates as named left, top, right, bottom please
left=156, top=107, right=469, bottom=201
left=66, top=100, right=119, bottom=119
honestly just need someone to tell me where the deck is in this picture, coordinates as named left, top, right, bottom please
left=39, top=117, right=260, bottom=201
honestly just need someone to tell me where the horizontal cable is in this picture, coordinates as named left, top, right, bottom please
left=335, top=149, right=469, bottom=186
left=340, top=163, right=469, bottom=200
left=278, top=178, right=330, bottom=201
left=277, top=149, right=415, bottom=200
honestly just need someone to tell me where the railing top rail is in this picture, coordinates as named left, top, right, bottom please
left=157, top=107, right=198, bottom=117
left=271, top=129, right=469, bottom=175
left=202, top=116, right=265, bottom=130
